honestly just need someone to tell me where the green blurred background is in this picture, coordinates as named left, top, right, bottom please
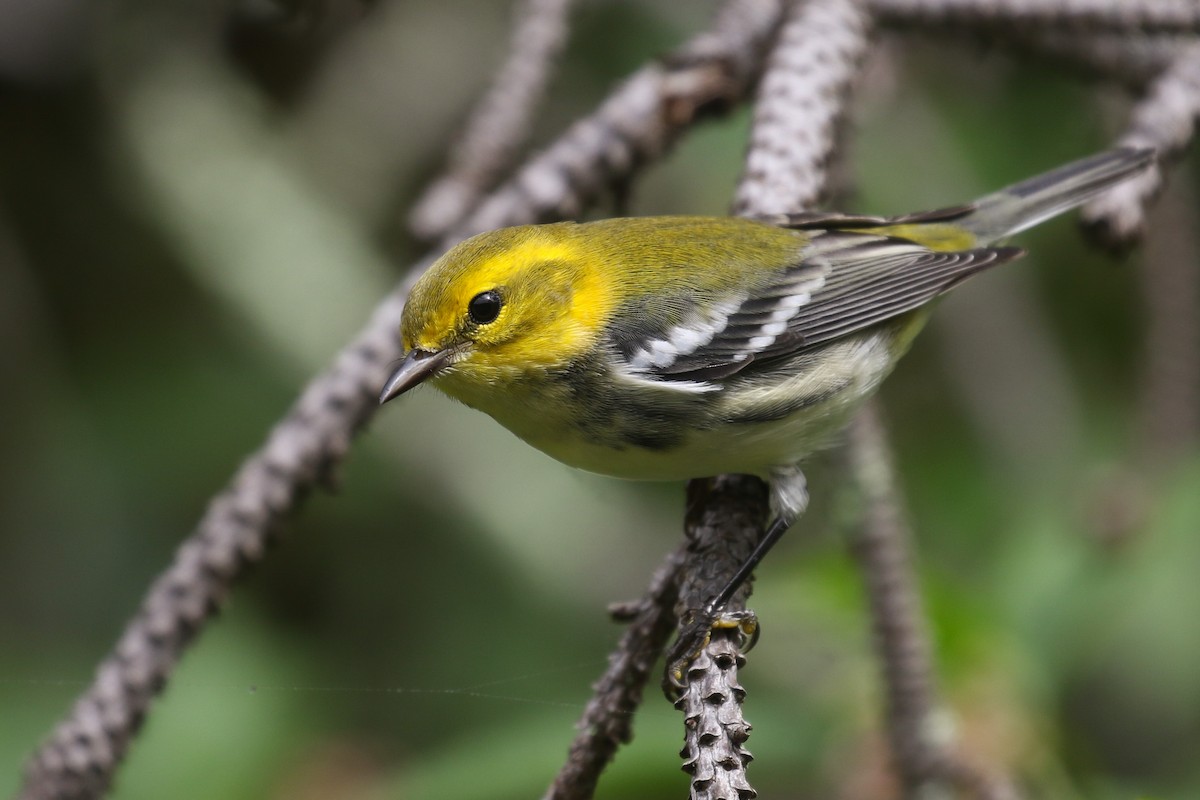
left=2, top=1, right=1198, bottom=798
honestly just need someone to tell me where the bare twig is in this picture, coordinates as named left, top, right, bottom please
left=532, top=3, right=790, bottom=795
left=666, top=1, right=876, bottom=796
left=1081, top=42, right=1200, bottom=245
left=870, top=0, right=1200, bottom=34
left=677, top=634, right=756, bottom=800
left=23, top=0, right=1189, bottom=797
left=542, top=548, right=686, bottom=800
left=17, top=3, right=784, bottom=798
left=408, top=0, right=575, bottom=240
left=847, top=403, right=1020, bottom=800
left=848, top=404, right=939, bottom=789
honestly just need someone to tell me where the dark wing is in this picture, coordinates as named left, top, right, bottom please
left=611, top=228, right=1022, bottom=387
left=763, top=204, right=977, bottom=230
left=760, top=238, right=1021, bottom=357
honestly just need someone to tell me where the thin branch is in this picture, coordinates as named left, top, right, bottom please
left=670, top=1, right=875, bottom=797
left=847, top=403, right=1020, bottom=800
left=870, top=0, right=1200, bottom=34
left=542, top=548, right=686, bottom=800
left=17, top=3, right=784, bottom=798
left=408, top=0, right=575, bottom=241
left=677, top=633, right=756, bottom=800
left=675, top=477, right=768, bottom=800
left=22, top=1, right=1184, bottom=798
left=848, top=404, right=938, bottom=789
left=534, top=2, right=790, bottom=795
left=1081, top=42, right=1200, bottom=246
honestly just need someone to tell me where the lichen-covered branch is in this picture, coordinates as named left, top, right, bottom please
left=408, top=0, right=576, bottom=240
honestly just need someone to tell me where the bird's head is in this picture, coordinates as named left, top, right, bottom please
left=379, top=223, right=612, bottom=405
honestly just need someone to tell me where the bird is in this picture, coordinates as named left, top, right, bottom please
left=378, top=146, right=1154, bottom=681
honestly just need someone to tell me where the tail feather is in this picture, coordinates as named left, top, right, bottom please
left=960, top=147, right=1156, bottom=244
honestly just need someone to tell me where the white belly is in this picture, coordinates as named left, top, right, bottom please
left=507, top=331, right=897, bottom=481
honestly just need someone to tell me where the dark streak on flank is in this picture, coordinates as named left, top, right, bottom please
left=552, top=355, right=697, bottom=452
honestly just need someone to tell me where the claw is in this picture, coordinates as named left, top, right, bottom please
left=662, top=609, right=759, bottom=700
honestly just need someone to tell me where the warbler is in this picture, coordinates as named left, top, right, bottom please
left=379, top=147, right=1152, bottom=668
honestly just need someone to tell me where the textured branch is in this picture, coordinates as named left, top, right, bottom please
left=542, top=547, right=686, bottom=800
left=870, top=0, right=1200, bottom=34
left=847, top=403, right=1020, bottom=800
left=669, top=1, right=875, bottom=797
left=732, top=0, right=874, bottom=214
left=17, top=3, right=785, bottom=798
left=1081, top=42, right=1200, bottom=245
left=24, top=0, right=1178, bottom=797
left=847, top=405, right=938, bottom=785
left=408, top=0, right=575, bottom=240
left=675, top=477, right=768, bottom=800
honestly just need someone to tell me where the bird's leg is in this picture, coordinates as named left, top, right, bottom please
left=663, top=466, right=808, bottom=697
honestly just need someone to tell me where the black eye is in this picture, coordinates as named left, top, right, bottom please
left=468, top=290, right=503, bottom=325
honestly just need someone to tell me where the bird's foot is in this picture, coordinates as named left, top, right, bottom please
left=662, top=608, right=758, bottom=701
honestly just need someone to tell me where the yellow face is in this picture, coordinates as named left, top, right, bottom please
left=399, top=224, right=615, bottom=387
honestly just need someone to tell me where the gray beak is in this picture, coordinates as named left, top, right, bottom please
left=379, top=348, right=453, bottom=404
